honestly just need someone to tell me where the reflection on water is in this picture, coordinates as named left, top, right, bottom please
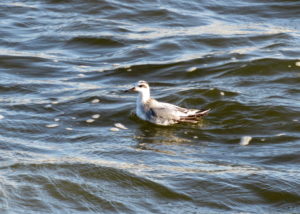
left=134, top=125, right=192, bottom=154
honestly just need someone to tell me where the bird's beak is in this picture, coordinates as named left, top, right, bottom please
left=124, top=87, right=136, bottom=93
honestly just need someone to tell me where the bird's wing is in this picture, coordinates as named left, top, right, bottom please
left=146, top=99, right=188, bottom=120
left=146, top=99, right=210, bottom=123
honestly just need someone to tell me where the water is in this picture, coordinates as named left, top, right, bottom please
left=0, top=0, right=300, bottom=213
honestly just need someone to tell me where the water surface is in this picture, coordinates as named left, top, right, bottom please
left=0, top=0, right=300, bottom=213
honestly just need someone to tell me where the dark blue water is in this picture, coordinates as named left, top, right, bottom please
left=0, top=0, right=300, bottom=213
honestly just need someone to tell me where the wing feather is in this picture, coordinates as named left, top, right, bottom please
left=147, top=100, right=185, bottom=120
left=144, top=98, right=210, bottom=125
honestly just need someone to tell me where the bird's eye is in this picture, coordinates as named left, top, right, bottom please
left=138, top=85, right=142, bottom=88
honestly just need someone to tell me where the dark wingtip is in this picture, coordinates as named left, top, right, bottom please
left=196, top=109, right=211, bottom=117
left=200, top=109, right=210, bottom=115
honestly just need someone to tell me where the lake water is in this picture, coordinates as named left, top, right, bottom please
left=0, top=0, right=300, bottom=213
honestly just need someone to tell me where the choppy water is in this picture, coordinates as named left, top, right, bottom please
left=1, top=0, right=300, bottom=213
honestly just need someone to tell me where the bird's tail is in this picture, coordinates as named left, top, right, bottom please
left=195, top=109, right=210, bottom=117
left=179, top=109, right=210, bottom=123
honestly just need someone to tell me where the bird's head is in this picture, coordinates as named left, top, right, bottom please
left=125, top=80, right=150, bottom=94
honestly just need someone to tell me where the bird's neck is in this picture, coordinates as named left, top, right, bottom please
left=138, top=90, right=150, bottom=103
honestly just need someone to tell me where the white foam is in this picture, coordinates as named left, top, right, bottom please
left=186, top=67, right=197, bottom=72
left=92, top=114, right=100, bottom=119
left=51, top=101, right=59, bottom=105
left=46, top=124, right=59, bottom=128
left=0, top=114, right=4, bottom=120
left=110, top=127, right=119, bottom=132
left=114, top=123, right=128, bottom=130
left=65, top=127, right=73, bottom=131
left=91, top=99, right=100, bottom=104
left=240, top=136, right=252, bottom=146
left=86, top=119, right=95, bottom=123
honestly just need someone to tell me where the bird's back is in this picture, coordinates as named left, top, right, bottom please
left=139, top=98, right=208, bottom=125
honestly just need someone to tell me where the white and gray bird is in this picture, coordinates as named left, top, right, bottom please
left=126, top=80, right=210, bottom=126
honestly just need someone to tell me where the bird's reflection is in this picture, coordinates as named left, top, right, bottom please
left=132, top=115, right=206, bottom=154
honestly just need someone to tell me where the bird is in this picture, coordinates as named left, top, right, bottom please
left=125, top=80, right=210, bottom=126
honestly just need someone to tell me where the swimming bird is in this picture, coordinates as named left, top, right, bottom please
left=126, top=80, right=210, bottom=126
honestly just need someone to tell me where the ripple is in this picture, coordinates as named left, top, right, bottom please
left=2, top=161, right=192, bottom=212
left=1, top=0, right=300, bottom=213
left=67, top=36, right=125, bottom=47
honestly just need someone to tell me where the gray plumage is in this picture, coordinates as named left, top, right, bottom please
left=126, top=80, right=210, bottom=126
